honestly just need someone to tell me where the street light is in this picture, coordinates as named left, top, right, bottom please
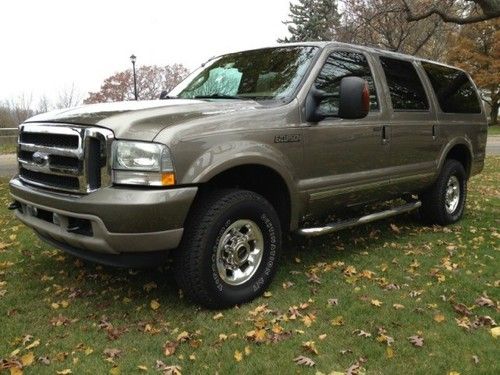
left=130, top=54, right=138, bottom=100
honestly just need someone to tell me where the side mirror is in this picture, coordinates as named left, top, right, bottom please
left=305, top=77, right=370, bottom=123
left=338, top=76, right=370, bottom=119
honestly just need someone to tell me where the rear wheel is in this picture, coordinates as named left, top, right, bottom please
left=174, top=189, right=282, bottom=309
left=420, top=159, right=467, bottom=225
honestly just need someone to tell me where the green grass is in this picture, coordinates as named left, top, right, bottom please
left=488, top=125, right=500, bottom=136
left=0, top=143, right=16, bottom=155
left=1, top=158, right=499, bottom=375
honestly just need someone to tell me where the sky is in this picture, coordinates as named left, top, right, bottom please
left=0, top=0, right=291, bottom=106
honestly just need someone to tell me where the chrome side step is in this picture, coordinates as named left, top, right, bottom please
left=297, top=201, right=422, bottom=237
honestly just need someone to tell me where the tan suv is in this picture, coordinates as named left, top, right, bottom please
left=9, top=42, right=488, bottom=308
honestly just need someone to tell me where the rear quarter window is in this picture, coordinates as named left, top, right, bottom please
left=379, top=57, right=429, bottom=111
left=422, top=62, right=481, bottom=114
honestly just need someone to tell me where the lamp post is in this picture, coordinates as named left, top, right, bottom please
left=130, top=54, right=138, bottom=100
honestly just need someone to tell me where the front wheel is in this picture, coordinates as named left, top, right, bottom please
left=420, top=159, right=467, bottom=225
left=174, top=189, right=282, bottom=309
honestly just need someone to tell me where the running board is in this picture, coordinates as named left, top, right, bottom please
left=297, top=201, right=422, bottom=237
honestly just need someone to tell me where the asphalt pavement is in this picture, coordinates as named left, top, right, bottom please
left=1, top=136, right=499, bottom=178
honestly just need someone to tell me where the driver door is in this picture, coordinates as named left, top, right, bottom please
left=300, top=49, right=392, bottom=214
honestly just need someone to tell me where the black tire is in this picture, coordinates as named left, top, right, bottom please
left=420, top=159, right=467, bottom=225
left=174, top=189, right=282, bottom=309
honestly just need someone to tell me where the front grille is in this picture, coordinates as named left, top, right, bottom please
left=19, top=167, right=80, bottom=190
left=19, top=132, right=79, bottom=149
left=17, top=124, right=114, bottom=193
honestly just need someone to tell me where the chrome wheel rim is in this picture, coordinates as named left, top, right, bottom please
left=445, top=175, right=460, bottom=214
left=216, top=219, right=264, bottom=286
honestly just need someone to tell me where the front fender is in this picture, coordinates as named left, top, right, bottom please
left=180, top=140, right=302, bottom=230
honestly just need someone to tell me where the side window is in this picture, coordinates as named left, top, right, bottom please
left=380, top=57, right=429, bottom=111
left=422, top=62, right=481, bottom=113
left=314, top=51, right=379, bottom=115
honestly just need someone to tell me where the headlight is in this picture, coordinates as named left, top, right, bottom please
left=111, top=141, right=175, bottom=186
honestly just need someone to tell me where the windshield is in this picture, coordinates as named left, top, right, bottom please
left=169, top=46, right=319, bottom=101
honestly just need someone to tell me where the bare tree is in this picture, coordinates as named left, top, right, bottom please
left=402, top=0, right=500, bottom=24
left=56, top=83, right=82, bottom=109
left=7, top=94, right=34, bottom=124
left=338, top=0, right=456, bottom=60
left=37, top=95, right=52, bottom=113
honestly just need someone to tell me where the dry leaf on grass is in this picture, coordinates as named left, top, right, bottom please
left=293, top=355, right=315, bottom=367
left=408, top=335, right=424, bottom=347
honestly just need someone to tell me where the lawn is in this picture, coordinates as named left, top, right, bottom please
left=488, top=125, right=500, bottom=136
left=1, top=158, right=499, bottom=375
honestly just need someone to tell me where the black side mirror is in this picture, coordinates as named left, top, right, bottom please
left=305, top=77, right=370, bottom=123
left=338, top=76, right=370, bottom=119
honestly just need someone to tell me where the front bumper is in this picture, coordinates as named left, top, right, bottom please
left=9, top=177, right=197, bottom=256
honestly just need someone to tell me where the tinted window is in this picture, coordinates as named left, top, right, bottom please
left=380, top=57, right=428, bottom=111
left=422, top=62, right=481, bottom=113
left=314, top=51, right=379, bottom=114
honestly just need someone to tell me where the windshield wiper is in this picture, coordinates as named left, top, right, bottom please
left=193, top=94, right=245, bottom=100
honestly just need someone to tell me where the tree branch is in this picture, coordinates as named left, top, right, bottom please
left=402, top=0, right=500, bottom=24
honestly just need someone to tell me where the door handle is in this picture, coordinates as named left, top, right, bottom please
left=432, top=125, right=437, bottom=140
left=381, top=125, right=389, bottom=145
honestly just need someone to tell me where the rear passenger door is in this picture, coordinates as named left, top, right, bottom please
left=377, top=56, right=441, bottom=193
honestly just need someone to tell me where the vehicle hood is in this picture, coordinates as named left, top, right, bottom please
left=25, top=99, right=262, bottom=141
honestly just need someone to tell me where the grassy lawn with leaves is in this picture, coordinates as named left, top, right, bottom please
left=488, top=125, right=500, bottom=136
left=1, top=157, right=499, bottom=375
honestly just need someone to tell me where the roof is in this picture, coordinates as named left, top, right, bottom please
left=222, top=41, right=463, bottom=73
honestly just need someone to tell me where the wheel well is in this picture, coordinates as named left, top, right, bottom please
left=203, top=165, right=291, bottom=231
left=445, top=144, right=471, bottom=176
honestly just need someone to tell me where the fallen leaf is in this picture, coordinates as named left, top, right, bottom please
left=212, top=313, right=223, bottom=320
left=475, top=296, right=494, bottom=308
left=331, top=315, right=345, bottom=326
left=472, top=355, right=479, bottom=364
left=263, top=291, right=273, bottom=298
left=103, top=348, right=122, bottom=360
left=25, top=339, right=40, bottom=350
left=353, top=329, right=371, bottom=338
left=371, top=299, right=383, bottom=307
left=327, top=298, right=338, bottom=306
left=434, top=314, right=446, bottom=323
left=20, top=352, right=34, bottom=367
left=56, top=370, right=72, bottom=375
left=386, top=346, right=394, bottom=359
left=491, top=326, right=500, bottom=338
left=150, top=300, right=160, bottom=311
left=293, top=355, right=315, bottom=367
left=408, top=335, right=424, bottom=347
left=163, top=341, right=178, bottom=357
left=302, top=341, right=319, bottom=355
left=390, top=223, right=400, bottom=234
left=393, top=303, right=405, bottom=310
left=234, top=350, right=243, bottom=362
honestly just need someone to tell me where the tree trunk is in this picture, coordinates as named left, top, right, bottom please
left=490, top=101, right=499, bottom=125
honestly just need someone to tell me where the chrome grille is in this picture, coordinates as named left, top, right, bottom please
left=18, top=124, right=114, bottom=193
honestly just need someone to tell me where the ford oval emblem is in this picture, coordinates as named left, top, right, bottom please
left=32, top=151, right=49, bottom=166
